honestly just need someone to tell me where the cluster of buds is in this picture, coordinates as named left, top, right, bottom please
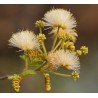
left=63, top=42, right=75, bottom=51
left=76, top=46, right=88, bottom=56
left=80, top=46, right=88, bottom=55
left=35, top=20, right=44, bottom=28
left=57, top=28, right=77, bottom=42
left=71, top=71, right=79, bottom=80
left=37, top=33, right=46, bottom=42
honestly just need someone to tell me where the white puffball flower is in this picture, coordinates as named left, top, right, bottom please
left=47, top=50, right=80, bottom=71
left=8, top=30, right=40, bottom=51
left=43, top=8, right=77, bottom=31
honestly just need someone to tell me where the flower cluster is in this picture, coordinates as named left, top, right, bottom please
left=0, top=8, right=88, bottom=92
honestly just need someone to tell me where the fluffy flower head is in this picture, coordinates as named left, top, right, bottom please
left=47, top=50, right=80, bottom=70
left=43, top=8, right=77, bottom=32
left=8, top=30, right=40, bottom=51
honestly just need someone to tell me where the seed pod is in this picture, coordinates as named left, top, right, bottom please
left=12, top=76, right=21, bottom=92
left=43, top=73, right=51, bottom=91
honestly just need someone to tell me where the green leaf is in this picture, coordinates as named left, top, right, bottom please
left=20, top=55, right=34, bottom=63
left=29, top=59, right=44, bottom=67
left=21, top=70, right=36, bottom=77
left=19, top=55, right=25, bottom=60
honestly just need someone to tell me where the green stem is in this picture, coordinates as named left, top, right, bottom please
left=41, top=41, right=47, bottom=58
left=24, top=51, right=28, bottom=70
left=34, top=61, right=46, bottom=71
left=53, top=40, right=62, bottom=52
left=39, top=27, right=42, bottom=34
left=49, top=71, right=71, bottom=77
left=51, top=35, right=57, bottom=50
left=62, top=41, right=64, bottom=49
left=38, top=48, right=43, bottom=54
left=51, top=27, right=59, bottom=50
left=39, top=27, right=47, bottom=58
left=59, top=40, right=64, bottom=49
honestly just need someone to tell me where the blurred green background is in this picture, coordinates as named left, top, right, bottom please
left=0, top=4, right=98, bottom=93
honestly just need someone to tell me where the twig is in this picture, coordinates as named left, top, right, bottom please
left=0, top=75, right=8, bottom=80
left=48, top=71, right=71, bottom=77
left=52, top=40, right=62, bottom=52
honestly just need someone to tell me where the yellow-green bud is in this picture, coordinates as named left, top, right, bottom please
left=35, top=20, right=44, bottom=28
left=63, top=42, right=75, bottom=51
left=69, top=45, right=75, bottom=51
left=65, top=33, right=74, bottom=42
left=66, top=33, right=71, bottom=39
left=37, top=33, right=46, bottom=42
left=58, top=34, right=66, bottom=40
left=63, top=42, right=67, bottom=48
left=68, top=42, right=74, bottom=46
left=71, top=71, right=79, bottom=80
left=80, top=46, right=88, bottom=55
left=76, top=50, right=82, bottom=56
left=63, top=42, right=68, bottom=48
left=57, top=29, right=76, bottom=42
left=63, top=42, right=74, bottom=49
